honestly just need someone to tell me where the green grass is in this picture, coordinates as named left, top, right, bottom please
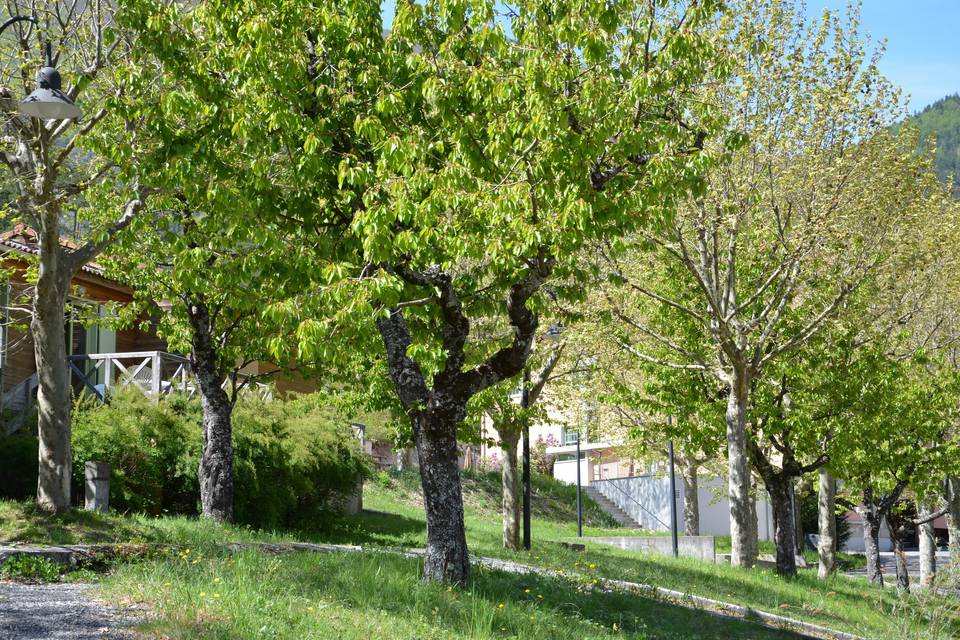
left=101, top=546, right=803, bottom=639
left=0, top=499, right=290, bottom=546
left=4, top=471, right=959, bottom=639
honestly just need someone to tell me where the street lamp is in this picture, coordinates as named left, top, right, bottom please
left=667, top=416, right=679, bottom=558
left=0, top=16, right=83, bottom=121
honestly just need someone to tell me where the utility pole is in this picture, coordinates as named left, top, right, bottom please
left=668, top=417, right=679, bottom=558
left=522, top=367, right=531, bottom=550
left=576, top=431, right=582, bottom=537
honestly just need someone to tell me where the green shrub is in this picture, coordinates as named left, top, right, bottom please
left=0, top=555, right=62, bottom=581
left=69, top=389, right=371, bottom=529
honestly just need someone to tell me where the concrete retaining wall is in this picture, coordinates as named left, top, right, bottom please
left=586, top=535, right=716, bottom=562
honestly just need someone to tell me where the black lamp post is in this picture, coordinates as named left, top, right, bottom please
left=575, top=430, right=582, bottom=537
left=521, top=366, right=531, bottom=550
left=0, top=16, right=83, bottom=121
left=667, top=416, right=679, bottom=558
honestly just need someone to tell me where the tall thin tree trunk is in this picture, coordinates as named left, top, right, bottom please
left=500, top=428, right=521, bottom=550
left=682, top=457, right=700, bottom=536
left=726, top=367, right=754, bottom=568
left=817, top=468, right=837, bottom=578
left=415, top=409, right=469, bottom=585
left=945, top=477, right=960, bottom=578
left=863, top=510, right=884, bottom=586
left=890, top=518, right=910, bottom=591
left=918, top=500, right=936, bottom=588
left=33, top=239, right=73, bottom=513
left=792, top=480, right=804, bottom=555
left=187, top=300, right=234, bottom=523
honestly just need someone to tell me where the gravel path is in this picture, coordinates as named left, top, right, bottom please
left=0, top=581, right=143, bottom=640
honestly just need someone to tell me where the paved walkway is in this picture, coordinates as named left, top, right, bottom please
left=0, top=582, right=143, bottom=640
left=843, top=551, right=951, bottom=581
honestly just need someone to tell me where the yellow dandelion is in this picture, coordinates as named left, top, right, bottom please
left=524, top=589, right=531, bottom=593
left=537, top=594, right=543, bottom=599
left=497, top=603, right=505, bottom=609
left=199, top=591, right=206, bottom=597
left=589, top=563, right=596, bottom=569
left=213, top=593, right=221, bottom=599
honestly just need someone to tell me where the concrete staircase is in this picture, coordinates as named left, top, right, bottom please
left=583, top=485, right=642, bottom=528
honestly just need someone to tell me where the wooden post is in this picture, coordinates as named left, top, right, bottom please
left=151, top=351, right=161, bottom=398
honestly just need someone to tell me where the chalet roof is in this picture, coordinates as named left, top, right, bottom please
left=0, top=224, right=106, bottom=278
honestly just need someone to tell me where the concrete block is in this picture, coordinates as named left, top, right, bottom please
left=84, top=462, right=110, bottom=513
left=585, top=535, right=716, bottom=562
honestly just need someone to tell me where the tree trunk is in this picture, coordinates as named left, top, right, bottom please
left=766, top=475, right=797, bottom=576
left=414, top=409, right=470, bottom=585
left=863, top=510, right=884, bottom=586
left=890, top=519, right=910, bottom=591
left=33, top=241, right=73, bottom=513
left=945, top=477, right=960, bottom=578
left=500, top=428, right=521, bottom=550
left=726, top=367, right=755, bottom=568
left=792, top=481, right=804, bottom=555
left=817, top=468, right=837, bottom=578
left=918, top=500, right=936, bottom=588
left=188, top=300, right=234, bottom=523
left=682, top=457, right=700, bottom=536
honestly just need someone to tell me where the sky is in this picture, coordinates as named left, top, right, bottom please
left=806, top=1, right=960, bottom=113
left=382, top=1, right=960, bottom=114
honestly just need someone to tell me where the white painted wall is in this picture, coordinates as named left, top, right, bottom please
left=553, top=457, right=591, bottom=486
left=588, top=475, right=774, bottom=541
left=842, top=518, right=893, bottom=552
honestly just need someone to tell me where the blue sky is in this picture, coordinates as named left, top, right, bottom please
left=807, top=1, right=960, bottom=112
left=381, top=1, right=959, bottom=113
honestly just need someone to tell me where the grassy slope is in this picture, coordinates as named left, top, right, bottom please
left=4, top=472, right=958, bottom=639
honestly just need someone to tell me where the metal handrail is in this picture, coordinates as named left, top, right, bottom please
left=593, top=478, right=672, bottom=530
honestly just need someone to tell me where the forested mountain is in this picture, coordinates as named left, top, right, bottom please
left=906, top=94, right=960, bottom=191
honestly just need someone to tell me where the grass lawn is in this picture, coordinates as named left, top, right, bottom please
left=4, top=470, right=959, bottom=639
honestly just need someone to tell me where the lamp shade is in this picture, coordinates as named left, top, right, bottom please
left=18, top=66, right=82, bottom=121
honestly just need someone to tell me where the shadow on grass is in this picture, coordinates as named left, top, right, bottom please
left=0, top=501, right=164, bottom=545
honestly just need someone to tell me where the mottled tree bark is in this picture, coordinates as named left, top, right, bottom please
left=792, top=480, right=805, bottom=555
left=376, top=260, right=552, bottom=585
left=187, top=299, right=234, bottom=523
left=945, top=477, right=960, bottom=578
left=918, top=500, right=936, bottom=588
left=414, top=408, right=469, bottom=583
left=682, top=457, right=700, bottom=536
left=726, top=366, right=754, bottom=568
left=33, top=224, right=73, bottom=513
left=766, top=476, right=797, bottom=576
left=887, top=512, right=910, bottom=591
left=500, top=428, right=521, bottom=550
left=863, top=510, right=884, bottom=586
left=817, top=468, right=837, bottom=578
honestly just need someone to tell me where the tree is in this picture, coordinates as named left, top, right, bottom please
left=596, top=0, right=926, bottom=572
left=123, top=0, right=725, bottom=586
left=473, top=338, right=566, bottom=550
left=0, top=0, right=161, bottom=511
left=102, top=201, right=295, bottom=522
left=830, top=348, right=960, bottom=587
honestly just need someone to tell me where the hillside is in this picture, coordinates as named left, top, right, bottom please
left=905, top=94, right=960, bottom=189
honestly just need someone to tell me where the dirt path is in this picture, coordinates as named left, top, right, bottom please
left=0, top=581, right=143, bottom=640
